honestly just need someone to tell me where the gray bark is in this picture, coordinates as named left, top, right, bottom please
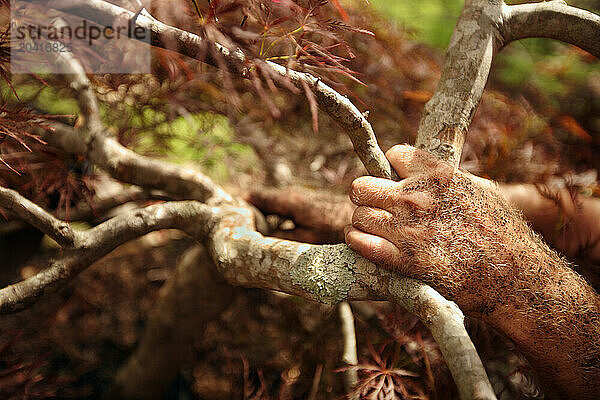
left=10, top=0, right=600, bottom=398
left=415, top=0, right=503, bottom=167
left=502, top=0, right=600, bottom=58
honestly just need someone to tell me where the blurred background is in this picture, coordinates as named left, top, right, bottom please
left=0, top=0, right=599, bottom=398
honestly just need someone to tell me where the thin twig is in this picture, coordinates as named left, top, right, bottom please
left=338, top=301, right=359, bottom=398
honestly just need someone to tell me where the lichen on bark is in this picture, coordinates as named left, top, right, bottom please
left=290, top=244, right=357, bottom=304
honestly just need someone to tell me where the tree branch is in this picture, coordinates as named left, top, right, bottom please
left=46, top=123, right=233, bottom=204
left=0, top=186, right=79, bottom=247
left=27, top=0, right=397, bottom=180
left=264, top=63, right=398, bottom=179
left=206, top=207, right=496, bottom=400
left=56, top=185, right=171, bottom=222
left=0, top=201, right=214, bottom=313
left=502, top=0, right=600, bottom=58
left=415, top=0, right=504, bottom=166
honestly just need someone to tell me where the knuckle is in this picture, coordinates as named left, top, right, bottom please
left=434, top=160, right=453, bottom=177
left=407, top=191, right=433, bottom=211
left=352, top=206, right=374, bottom=228
left=385, top=143, right=413, bottom=158
left=350, top=176, right=370, bottom=203
left=391, top=192, right=429, bottom=213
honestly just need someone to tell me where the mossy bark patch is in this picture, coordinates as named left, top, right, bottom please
left=290, top=244, right=357, bottom=305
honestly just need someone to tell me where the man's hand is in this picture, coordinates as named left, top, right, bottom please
left=345, top=144, right=542, bottom=317
left=345, top=144, right=600, bottom=398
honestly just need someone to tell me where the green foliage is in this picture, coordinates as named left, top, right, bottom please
left=372, top=0, right=463, bottom=48
left=496, top=39, right=599, bottom=102
left=373, top=0, right=600, bottom=106
left=1, top=80, right=258, bottom=184
left=1, top=81, right=79, bottom=116
left=130, top=109, right=257, bottom=183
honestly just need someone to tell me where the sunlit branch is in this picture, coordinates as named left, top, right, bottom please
left=25, top=0, right=397, bottom=180
left=415, top=0, right=503, bottom=167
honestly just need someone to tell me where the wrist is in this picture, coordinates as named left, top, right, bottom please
left=484, top=256, right=600, bottom=396
left=480, top=242, right=571, bottom=330
left=481, top=244, right=600, bottom=356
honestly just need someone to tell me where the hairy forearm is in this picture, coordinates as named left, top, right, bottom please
left=484, top=246, right=600, bottom=398
left=250, top=179, right=600, bottom=396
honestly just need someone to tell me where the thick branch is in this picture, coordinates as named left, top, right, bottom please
left=0, top=187, right=79, bottom=247
left=207, top=207, right=496, bottom=400
left=415, top=0, right=503, bottom=166
left=246, top=187, right=354, bottom=233
left=502, top=0, right=600, bottom=58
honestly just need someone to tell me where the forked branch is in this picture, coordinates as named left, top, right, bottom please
left=0, top=198, right=214, bottom=313
left=10, top=2, right=498, bottom=397
left=416, top=0, right=600, bottom=164
left=0, top=187, right=79, bottom=247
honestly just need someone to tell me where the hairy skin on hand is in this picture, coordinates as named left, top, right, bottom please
left=345, top=145, right=600, bottom=399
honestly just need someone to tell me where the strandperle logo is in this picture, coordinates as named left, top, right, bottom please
left=12, top=19, right=149, bottom=46
left=10, top=0, right=151, bottom=74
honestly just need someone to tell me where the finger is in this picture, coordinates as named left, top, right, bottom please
left=352, top=205, right=422, bottom=243
left=345, top=226, right=405, bottom=269
left=352, top=206, right=396, bottom=236
left=385, top=144, right=452, bottom=179
left=349, top=176, right=399, bottom=208
left=350, top=176, right=434, bottom=211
